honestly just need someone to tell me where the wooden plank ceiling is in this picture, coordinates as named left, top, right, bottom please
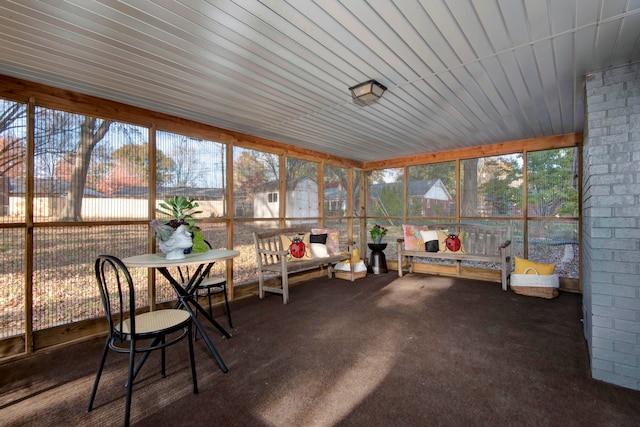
left=1, top=0, right=639, bottom=162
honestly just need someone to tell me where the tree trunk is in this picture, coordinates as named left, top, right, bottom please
left=60, top=118, right=111, bottom=221
left=462, top=159, right=478, bottom=217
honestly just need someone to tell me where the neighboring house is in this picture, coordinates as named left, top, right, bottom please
left=408, top=179, right=454, bottom=216
left=368, top=179, right=454, bottom=217
left=254, top=177, right=318, bottom=219
left=324, top=184, right=348, bottom=216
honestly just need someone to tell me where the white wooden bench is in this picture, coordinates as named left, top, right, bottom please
left=397, top=223, right=512, bottom=290
left=253, top=227, right=356, bottom=304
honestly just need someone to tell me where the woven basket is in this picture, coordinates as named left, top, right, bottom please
left=511, top=267, right=559, bottom=299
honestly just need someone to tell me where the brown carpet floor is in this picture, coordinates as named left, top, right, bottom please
left=2, top=273, right=640, bottom=426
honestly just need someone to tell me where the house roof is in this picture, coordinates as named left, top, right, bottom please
left=10, top=178, right=105, bottom=197
left=1, top=2, right=638, bottom=163
left=369, top=179, right=450, bottom=200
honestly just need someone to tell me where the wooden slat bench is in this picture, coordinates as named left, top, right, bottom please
left=253, top=227, right=356, bottom=304
left=397, top=223, right=512, bottom=290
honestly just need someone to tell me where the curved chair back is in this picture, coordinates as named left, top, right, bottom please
left=95, top=254, right=139, bottom=340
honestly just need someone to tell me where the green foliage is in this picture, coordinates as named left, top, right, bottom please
left=370, top=224, right=388, bottom=239
left=378, top=185, right=403, bottom=217
left=156, top=196, right=202, bottom=222
left=191, top=229, right=208, bottom=253
left=480, top=156, right=523, bottom=216
left=527, top=148, right=578, bottom=217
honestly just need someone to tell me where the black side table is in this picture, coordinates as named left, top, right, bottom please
left=367, top=243, right=388, bottom=274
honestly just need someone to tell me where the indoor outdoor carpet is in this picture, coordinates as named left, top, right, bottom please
left=2, top=273, right=640, bottom=426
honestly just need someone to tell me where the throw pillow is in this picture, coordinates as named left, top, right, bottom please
left=310, top=242, right=329, bottom=258
left=339, top=248, right=360, bottom=263
left=436, top=230, right=466, bottom=254
left=514, top=257, right=556, bottom=275
left=419, top=230, right=439, bottom=252
left=310, top=233, right=328, bottom=244
left=280, top=233, right=312, bottom=261
left=402, top=224, right=429, bottom=251
left=311, top=228, right=340, bottom=255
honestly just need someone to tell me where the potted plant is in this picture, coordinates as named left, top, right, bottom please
left=370, top=224, right=388, bottom=244
left=151, top=196, right=208, bottom=256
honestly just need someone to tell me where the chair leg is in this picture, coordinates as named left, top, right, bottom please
left=221, top=285, right=233, bottom=328
left=193, top=295, right=201, bottom=341
left=187, top=323, right=198, bottom=394
left=161, top=336, right=166, bottom=378
left=124, top=342, right=136, bottom=427
left=207, top=287, right=213, bottom=318
left=87, top=339, right=110, bottom=412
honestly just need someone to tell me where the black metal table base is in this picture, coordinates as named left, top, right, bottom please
left=367, top=243, right=388, bottom=274
left=157, top=265, right=230, bottom=373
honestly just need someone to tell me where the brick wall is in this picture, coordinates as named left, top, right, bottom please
left=583, top=62, right=640, bottom=390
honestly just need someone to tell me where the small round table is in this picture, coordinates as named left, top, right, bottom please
left=367, top=243, right=388, bottom=274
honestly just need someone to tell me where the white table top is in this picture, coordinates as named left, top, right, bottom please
left=122, top=249, right=240, bottom=268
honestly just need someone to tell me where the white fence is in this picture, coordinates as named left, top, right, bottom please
left=9, top=197, right=225, bottom=219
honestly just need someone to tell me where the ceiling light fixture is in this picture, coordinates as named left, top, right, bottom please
left=349, top=79, right=387, bottom=106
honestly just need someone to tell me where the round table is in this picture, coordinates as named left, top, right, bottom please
left=367, top=243, right=388, bottom=274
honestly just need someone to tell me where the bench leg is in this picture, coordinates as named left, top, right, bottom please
left=258, top=271, right=265, bottom=299
left=502, top=260, right=511, bottom=291
left=282, top=273, right=289, bottom=304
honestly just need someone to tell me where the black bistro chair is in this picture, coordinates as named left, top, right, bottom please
left=88, top=255, right=198, bottom=427
left=177, top=240, right=233, bottom=330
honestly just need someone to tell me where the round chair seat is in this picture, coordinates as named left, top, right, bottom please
left=118, top=309, right=190, bottom=334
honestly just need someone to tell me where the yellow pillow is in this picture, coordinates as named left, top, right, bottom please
left=514, top=257, right=556, bottom=275
left=340, top=248, right=360, bottom=263
left=280, top=233, right=312, bottom=261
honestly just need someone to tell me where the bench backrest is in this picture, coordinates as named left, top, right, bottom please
left=253, top=227, right=311, bottom=267
left=428, top=223, right=511, bottom=257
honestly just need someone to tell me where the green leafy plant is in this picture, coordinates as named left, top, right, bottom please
left=155, top=196, right=202, bottom=225
left=370, top=224, right=388, bottom=240
left=151, top=196, right=208, bottom=252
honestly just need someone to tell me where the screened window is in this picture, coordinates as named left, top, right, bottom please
left=324, top=165, right=348, bottom=217
left=527, top=148, right=579, bottom=278
left=233, top=147, right=279, bottom=218
left=461, top=154, right=523, bottom=218
left=156, top=131, right=227, bottom=218
left=407, top=162, right=456, bottom=217
left=352, top=169, right=360, bottom=217
left=366, top=168, right=404, bottom=218
left=0, top=99, right=26, bottom=338
left=286, top=158, right=318, bottom=219
left=233, top=220, right=279, bottom=285
left=527, top=148, right=578, bottom=218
